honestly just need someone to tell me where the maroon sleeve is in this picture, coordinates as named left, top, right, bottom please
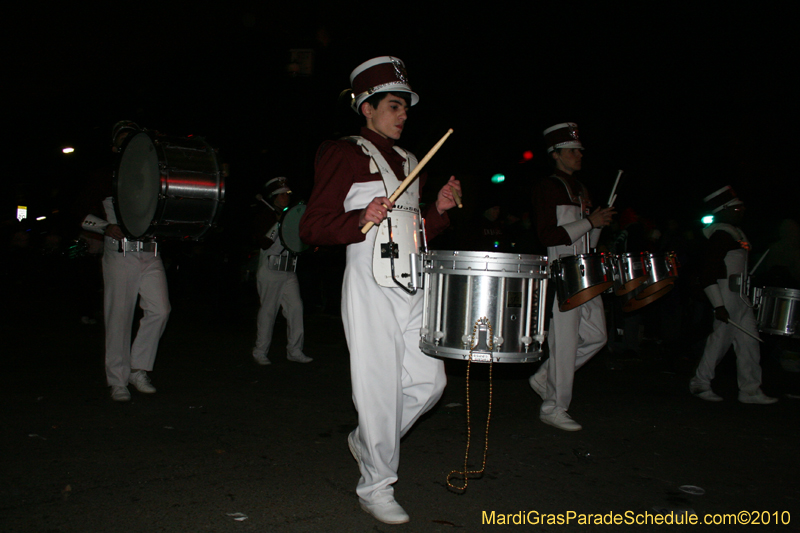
left=299, top=141, right=366, bottom=246
left=699, top=230, right=739, bottom=288
left=533, top=177, right=573, bottom=247
left=253, top=209, right=279, bottom=250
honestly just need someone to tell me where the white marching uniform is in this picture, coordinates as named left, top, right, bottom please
left=534, top=177, right=606, bottom=415
left=253, top=231, right=304, bottom=360
left=342, top=142, right=445, bottom=505
left=691, top=224, right=762, bottom=393
left=86, top=197, right=170, bottom=388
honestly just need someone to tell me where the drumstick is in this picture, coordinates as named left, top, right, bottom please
left=607, top=170, right=622, bottom=206
left=255, top=194, right=271, bottom=207
left=749, top=248, right=770, bottom=276
left=361, top=128, right=454, bottom=234
left=609, top=193, right=617, bottom=208
left=450, top=185, right=462, bottom=208
left=727, top=318, right=764, bottom=343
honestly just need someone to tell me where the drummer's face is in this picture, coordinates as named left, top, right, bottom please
left=363, top=93, right=408, bottom=140
left=554, top=148, right=583, bottom=175
left=274, top=193, right=290, bottom=209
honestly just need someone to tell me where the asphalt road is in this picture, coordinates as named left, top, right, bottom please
left=2, top=280, right=799, bottom=533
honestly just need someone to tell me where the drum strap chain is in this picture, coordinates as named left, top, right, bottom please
left=446, top=317, right=494, bottom=492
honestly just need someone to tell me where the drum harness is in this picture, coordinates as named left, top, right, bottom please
left=264, top=204, right=298, bottom=272
left=347, top=136, right=425, bottom=294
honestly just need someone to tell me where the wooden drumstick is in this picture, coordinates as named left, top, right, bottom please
left=361, top=128, right=454, bottom=234
left=607, top=170, right=622, bottom=206
left=727, top=318, right=764, bottom=343
left=255, top=193, right=271, bottom=207
left=450, top=185, right=462, bottom=208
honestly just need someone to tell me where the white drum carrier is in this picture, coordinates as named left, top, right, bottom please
left=420, top=250, right=549, bottom=363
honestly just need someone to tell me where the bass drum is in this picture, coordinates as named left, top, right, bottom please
left=278, top=203, right=310, bottom=253
left=114, top=131, right=225, bottom=240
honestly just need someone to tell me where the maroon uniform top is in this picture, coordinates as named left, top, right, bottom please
left=300, top=127, right=449, bottom=246
left=533, top=169, right=591, bottom=247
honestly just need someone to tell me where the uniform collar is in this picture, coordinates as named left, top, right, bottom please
left=360, top=127, right=395, bottom=151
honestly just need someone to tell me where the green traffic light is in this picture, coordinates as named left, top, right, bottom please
left=491, top=174, right=505, bottom=184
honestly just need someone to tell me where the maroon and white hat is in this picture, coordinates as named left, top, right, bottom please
left=350, top=56, right=419, bottom=114
left=703, top=185, right=744, bottom=213
left=543, top=122, right=583, bottom=153
left=263, top=177, right=291, bottom=198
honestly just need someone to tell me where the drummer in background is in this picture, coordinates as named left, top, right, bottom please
left=76, top=121, right=170, bottom=402
left=528, top=122, right=615, bottom=431
left=251, top=177, right=311, bottom=365
left=299, top=56, right=460, bottom=525
left=689, top=186, right=777, bottom=404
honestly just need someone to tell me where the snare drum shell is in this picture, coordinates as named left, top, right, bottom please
left=756, top=287, right=800, bottom=337
left=420, top=250, right=549, bottom=363
left=553, top=253, right=614, bottom=311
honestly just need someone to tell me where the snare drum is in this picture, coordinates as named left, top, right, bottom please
left=420, top=250, right=549, bottom=363
left=610, top=252, right=647, bottom=295
left=114, top=131, right=224, bottom=240
left=551, top=253, right=614, bottom=311
left=279, top=203, right=310, bottom=253
left=756, top=287, right=800, bottom=337
left=635, top=252, right=678, bottom=300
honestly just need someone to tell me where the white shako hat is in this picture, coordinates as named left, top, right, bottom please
left=543, top=122, right=583, bottom=153
left=263, top=177, right=291, bottom=198
left=349, top=56, right=419, bottom=114
left=703, top=185, right=744, bottom=213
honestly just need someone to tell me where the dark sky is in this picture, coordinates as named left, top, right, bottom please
left=5, top=5, right=798, bottom=239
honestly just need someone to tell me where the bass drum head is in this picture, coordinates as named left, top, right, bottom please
left=279, top=203, right=310, bottom=253
left=115, top=132, right=160, bottom=239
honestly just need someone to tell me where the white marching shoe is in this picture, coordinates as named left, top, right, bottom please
left=359, top=499, right=410, bottom=525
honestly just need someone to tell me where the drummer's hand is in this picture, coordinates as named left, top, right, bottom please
left=435, top=176, right=461, bottom=214
left=588, top=206, right=616, bottom=228
left=359, top=197, right=393, bottom=227
left=104, top=224, right=126, bottom=240
left=714, top=306, right=730, bottom=323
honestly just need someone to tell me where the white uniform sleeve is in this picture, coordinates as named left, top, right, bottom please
left=81, top=214, right=109, bottom=235
left=704, top=284, right=725, bottom=308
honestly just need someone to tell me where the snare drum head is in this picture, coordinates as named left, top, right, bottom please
left=279, top=203, right=310, bottom=253
left=115, top=132, right=160, bottom=239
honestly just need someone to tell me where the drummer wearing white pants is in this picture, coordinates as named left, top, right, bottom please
left=79, top=121, right=170, bottom=402
left=689, top=186, right=777, bottom=404
left=252, top=177, right=310, bottom=365
left=529, top=123, right=615, bottom=431
left=300, top=56, right=460, bottom=525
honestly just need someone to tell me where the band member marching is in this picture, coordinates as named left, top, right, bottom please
left=689, top=186, right=777, bottom=404
left=528, top=123, right=615, bottom=431
left=78, top=121, right=170, bottom=402
left=300, top=56, right=460, bottom=525
left=251, top=177, right=311, bottom=365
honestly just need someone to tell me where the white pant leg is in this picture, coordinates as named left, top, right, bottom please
left=542, top=296, right=606, bottom=414
left=279, top=273, right=305, bottom=358
left=692, top=281, right=762, bottom=393
left=253, top=268, right=285, bottom=357
left=103, top=250, right=139, bottom=387
left=343, top=243, right=445, bottom=504
left=130, top=256, right=170, bottom=372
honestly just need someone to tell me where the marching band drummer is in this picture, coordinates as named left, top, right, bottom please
left=251, top=177, right=311, bottom=365
left=527, top=122, right=615, bottom=431
left=689, top=186, right=777, bottom=404
left=299, top=56, right=460, bottom=525
left=76, top=121, right=170, bottom=402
